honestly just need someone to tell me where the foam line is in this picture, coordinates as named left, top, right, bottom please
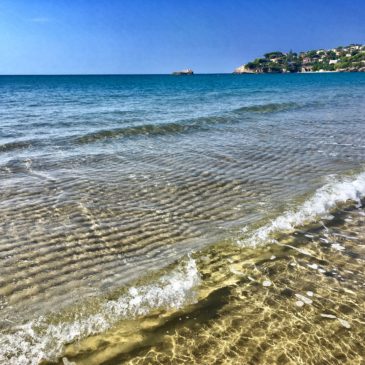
left=0, top=256, right=200, bottom=365
left=239, top=171, right=365, bottom=247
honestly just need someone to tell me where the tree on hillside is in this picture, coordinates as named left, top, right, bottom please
left=327, top=50, right=336, bottom=59
left=306, top=50, right=317, bottom=58
left=264, top=52, right=284, bottom=59
left=287, top=50, right=298, bottom=61
left=267, top=63, right=283, bottom=73
left=287, top=60, right=302, bottom=73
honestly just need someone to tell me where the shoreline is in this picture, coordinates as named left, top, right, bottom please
left=1, top=73, right=365, bottom=365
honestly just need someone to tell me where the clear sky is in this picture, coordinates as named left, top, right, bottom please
left=0, top=0, right=364, bottom=74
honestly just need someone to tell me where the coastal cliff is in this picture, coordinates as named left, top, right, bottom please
left=234, top=44, right=365, bottom=73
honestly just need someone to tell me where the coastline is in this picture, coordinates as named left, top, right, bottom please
left=234, top=44, right=365, bottom=74
left=233, top=70, right=361, bottom=74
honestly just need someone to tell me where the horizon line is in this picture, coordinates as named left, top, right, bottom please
left=0, top=72, right=234, bottom=76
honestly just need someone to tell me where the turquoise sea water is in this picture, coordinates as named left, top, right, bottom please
left=1, top=73, right=365, bottom=364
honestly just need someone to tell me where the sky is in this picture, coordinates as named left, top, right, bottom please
left=0, top=0, right=364, bottom=74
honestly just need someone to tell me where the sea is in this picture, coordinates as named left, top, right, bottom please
left=1, top=73, right=365, bottom=365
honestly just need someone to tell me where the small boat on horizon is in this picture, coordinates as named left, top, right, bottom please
left=172, top=68, right=194, bottom=75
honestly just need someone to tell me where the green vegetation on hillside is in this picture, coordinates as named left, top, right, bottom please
left=235, top=44, right=365, bottom=73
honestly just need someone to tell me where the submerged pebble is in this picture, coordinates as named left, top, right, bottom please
left=230, top=267, right=243, bottom=276
left=338, top=318, right=351, bottom=329
left=320, top=315, right=351, bottom=329
left=295, top=294, right=312, bottom=305
left=62, top=358, right=76, bottom=365
left=320, top=313, right=337, bottom=319
left=331, top=243, right=345, bottom=251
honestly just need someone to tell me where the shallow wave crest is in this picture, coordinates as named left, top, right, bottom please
left=0, top=256, right=200, bottom=365
left=239, top=171, right=365, bottom=246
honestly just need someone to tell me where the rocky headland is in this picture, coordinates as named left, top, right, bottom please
left=234, top=44, right=365, bottom=74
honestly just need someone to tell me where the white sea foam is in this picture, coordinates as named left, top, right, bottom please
left=239, top=171, right=365, bottom=247
left=0, top=256, right=200, bottom=365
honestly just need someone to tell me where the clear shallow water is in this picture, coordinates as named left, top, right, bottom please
left=1, top=73, right=365, bottom=364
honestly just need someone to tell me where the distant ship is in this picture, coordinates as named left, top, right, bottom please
left=172, top=68, right=194, bottom=75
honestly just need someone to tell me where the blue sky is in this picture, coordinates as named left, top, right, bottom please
left=0, top=0, right=364, bottom=74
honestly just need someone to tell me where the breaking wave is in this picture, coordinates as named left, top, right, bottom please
left=74, top=101, right=309, bottom=144
left=239, top=171, right=365, bottom=246
left=0, top=140, right=34, bottom=153
left=233, top=102, right=301, bottom=114
left=0, top=256, right=200, bottom=365
left=74, top=116, right=230, bottom=143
